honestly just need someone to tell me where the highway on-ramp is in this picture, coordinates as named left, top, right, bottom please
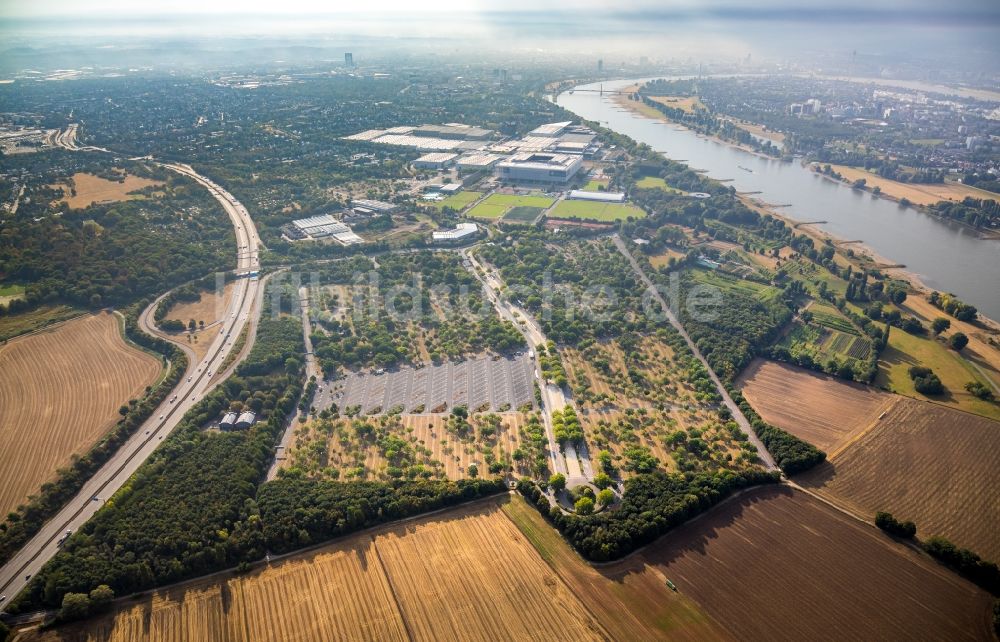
left=0, top=163, right=264, bottom=608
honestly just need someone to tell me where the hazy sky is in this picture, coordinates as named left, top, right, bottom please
left=3, top=0, right=999, bottom=19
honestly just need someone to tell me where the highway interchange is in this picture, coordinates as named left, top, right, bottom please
left=0, top=162, right=263, bottom=607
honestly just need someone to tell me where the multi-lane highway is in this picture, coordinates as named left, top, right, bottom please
left=0, top=163, right=264, bottom=608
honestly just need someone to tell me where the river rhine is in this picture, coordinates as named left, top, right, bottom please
left=557, top=78, right=1000, bottom=321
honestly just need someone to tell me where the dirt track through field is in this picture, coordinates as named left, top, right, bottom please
left=0, top=312, right=161, bottom=517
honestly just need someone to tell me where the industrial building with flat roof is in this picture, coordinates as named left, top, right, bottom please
left=412, top=152, right=458, bottom=169
left=457, top=152, right=504, bottom=170
left=350, top=198, right=397, bottom=212
left=287, top=214, right=364, bottom=245
left=495, top=153, right=582, bottom=185
left=432, top=222, right=479, bottom=244
left=568, top=190, right=626, bottom=202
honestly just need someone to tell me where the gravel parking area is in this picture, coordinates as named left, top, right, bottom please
left=316, top=354, right=535, bottom=415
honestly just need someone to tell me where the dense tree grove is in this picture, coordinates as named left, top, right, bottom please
left=0, top=300, right=186, bottom=566
left=0, top=157, right=234, bottom=317
left=518, top=469, right=780, bottom=561
left=257, top=478, right=505, bottom=553
left=306, top=251, right=525, bottom=373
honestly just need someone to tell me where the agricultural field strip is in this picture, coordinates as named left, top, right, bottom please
left=799, top=397, right=1000, bottom=561
left=642, top=486, right=993, bottom=641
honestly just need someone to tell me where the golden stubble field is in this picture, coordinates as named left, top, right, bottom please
left=21, top=499, right=608, bottom=642
left=53, top=172, right=165, bottom=209
left=0, top=312, right=162, bottom=516
left=738, top=359, right=897, bottom=454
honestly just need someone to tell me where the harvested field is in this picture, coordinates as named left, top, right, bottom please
left=53, top=171, right=164, bottom=209
left=799, top=397, right=1000, bottom=561
left=23, top=498, right=606, bottom=642
left=738, top=359, right=896, bottom=453
left=642, top=486, right=994, bottom=641
left=502, top=495, right=729, bottom=641
left=375, top=501, right=605, bottom=641
left=0, top=312, right=162, bottom=517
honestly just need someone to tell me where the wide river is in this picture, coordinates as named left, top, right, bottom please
left=557, top=78, right=1000, bottom=321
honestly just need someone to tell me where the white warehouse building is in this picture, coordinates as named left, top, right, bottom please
left=432, top=222, right=479, bottom=244
left=495, top=153, right=582, bottom=185
left=568, top=190, right=626, bottom=203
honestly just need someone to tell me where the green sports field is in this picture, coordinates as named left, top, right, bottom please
left=427, top=191, right=482, bottom=211
left=467, top=193, right=555, bottom=219
left=549, top=199, right=646, bottom=222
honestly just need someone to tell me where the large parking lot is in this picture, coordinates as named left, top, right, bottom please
left=314, top=354, right=536, bottom=415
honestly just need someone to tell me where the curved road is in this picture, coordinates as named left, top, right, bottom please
left=0, top=163, right=263, bottom=607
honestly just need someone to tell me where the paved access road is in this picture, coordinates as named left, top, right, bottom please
left=0, top=163, right=264, bottom=608
left=611, top=234, right=778, bottom=471
left=462, top=247, right=595, bottom=485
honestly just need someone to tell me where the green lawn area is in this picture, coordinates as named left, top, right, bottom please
left=581, top=179, right=609, bottom=192
left=427, top=191, right=482, bottom=212
left=635, top=176, right=684, bottom=193
left=0, top=283, right=25, bottom=299
left=549, top=199, right=646, bottom=222
left=503, top=206, right=544, bottom=223
left=690, top=267, right=781, bottom=303
left=876, top=327, right=1000, bottom=420
left=0, top=304, right=82, bottom=341
left=467, top=193, right=555, bottom=219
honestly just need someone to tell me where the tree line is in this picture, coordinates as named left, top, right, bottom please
left=517, top=469, right=780, bottom=561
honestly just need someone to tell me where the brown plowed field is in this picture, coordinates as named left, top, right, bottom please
left=642, top=486, right=994, bottom=641
left=738, top=359, right=896, bottom=453
left=502, top=495, right=731, bottom=641
left=799, top=398, right=1000, bottom=561
left=0, top=312, right=161, bottom=516
left=22, top=498, right=605, bottom=642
